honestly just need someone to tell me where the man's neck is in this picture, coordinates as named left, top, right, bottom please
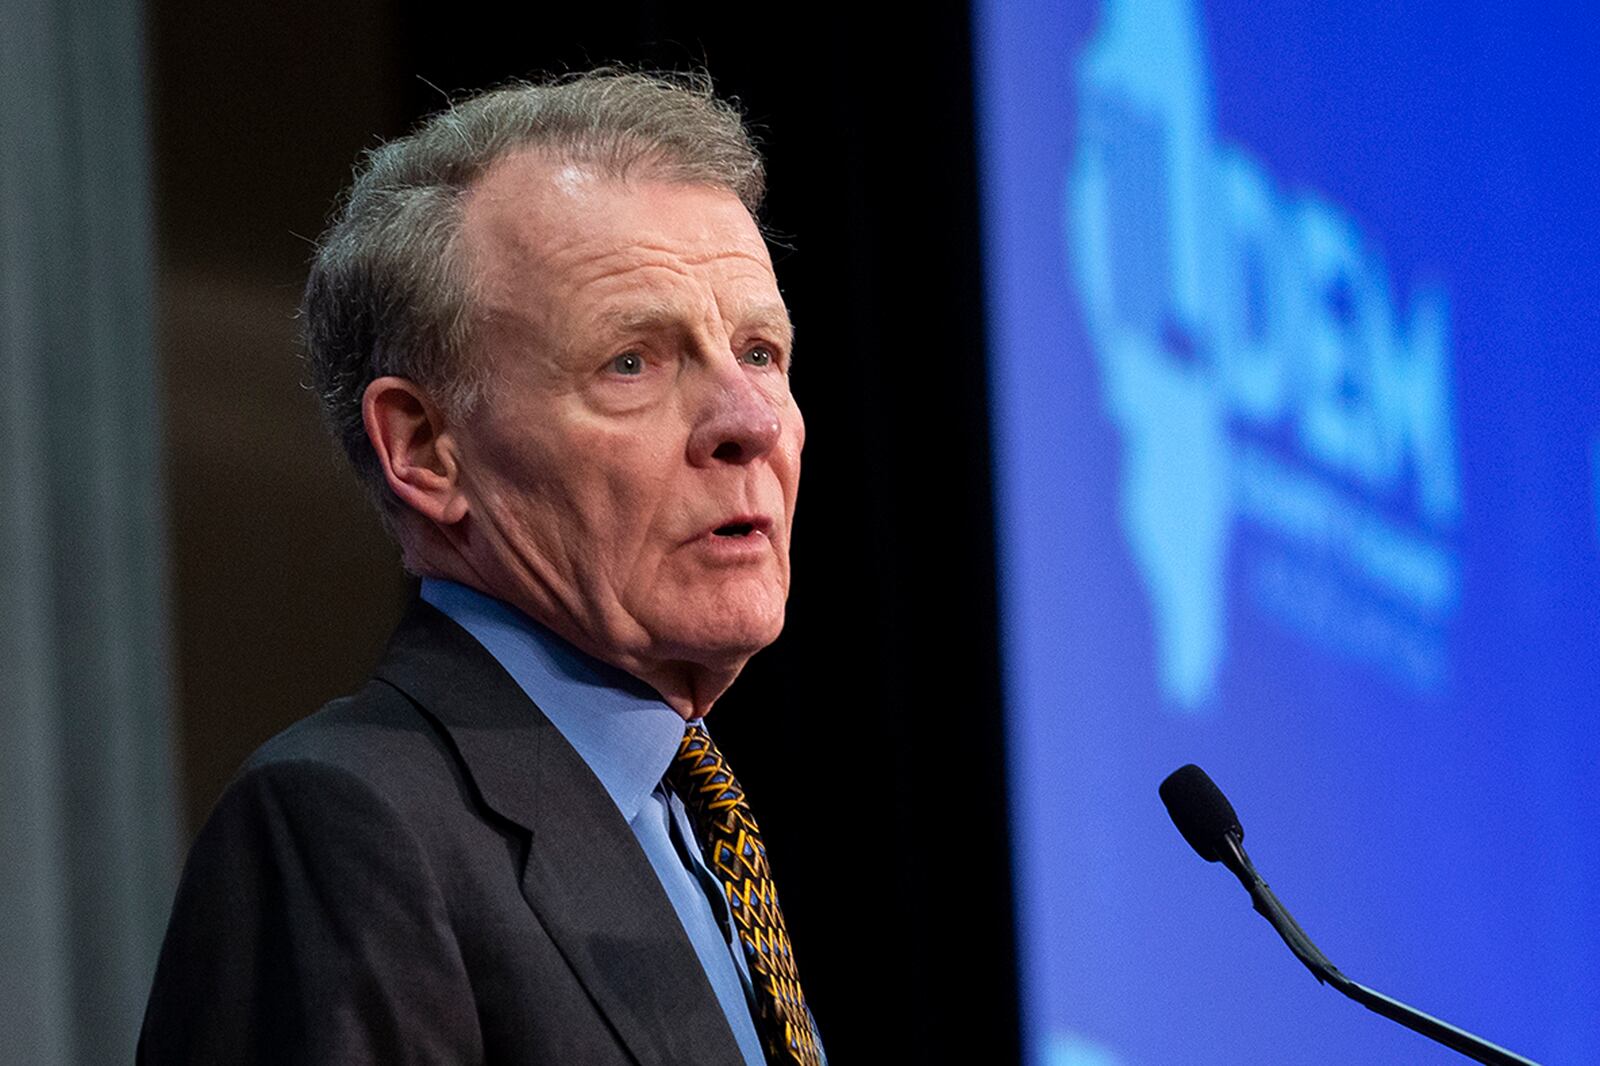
left=416, top=567, right=740, bottom=721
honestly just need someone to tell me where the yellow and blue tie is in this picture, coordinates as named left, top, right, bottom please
left=666, top=722, right=823, bottom=1066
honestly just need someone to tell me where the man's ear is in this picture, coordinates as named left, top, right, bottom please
left=362, top=376, right=470, bottom=526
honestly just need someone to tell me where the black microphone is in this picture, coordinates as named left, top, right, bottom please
left=1159, top=764, right=1540, bottom=1066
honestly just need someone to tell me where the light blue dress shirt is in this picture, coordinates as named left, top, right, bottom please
left=421, top=578, right=769, bottom=1066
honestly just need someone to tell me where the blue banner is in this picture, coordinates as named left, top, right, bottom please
left=975, top=1, right=1599, bottom=1062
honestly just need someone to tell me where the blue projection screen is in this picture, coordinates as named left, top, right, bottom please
left=974, top=1, right=1599, bottom=1063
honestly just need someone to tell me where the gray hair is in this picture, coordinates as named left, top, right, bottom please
left=301, top=70, right=766, bottom=526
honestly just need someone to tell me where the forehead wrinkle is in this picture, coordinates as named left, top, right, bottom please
left=471, top=247, right=687, bottom=333
left=553, top=245, right=774, bottom=298
left=564, top=247, right=782, bottom=322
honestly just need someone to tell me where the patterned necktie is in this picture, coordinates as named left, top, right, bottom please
left=665, top=721, right=823, bottom=1066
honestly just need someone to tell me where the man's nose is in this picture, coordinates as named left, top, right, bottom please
left=686, top=370, right=782, bottom=466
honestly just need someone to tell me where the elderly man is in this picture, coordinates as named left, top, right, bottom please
left=139, top=73, right=822, bottom=1066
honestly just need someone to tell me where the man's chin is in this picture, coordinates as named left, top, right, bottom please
left=643, top=603, right=787, bottom=670
left=674, top=622, right=784, bottom=669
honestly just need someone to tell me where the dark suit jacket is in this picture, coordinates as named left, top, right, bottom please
left=138, top=599, right=749, bottom=1065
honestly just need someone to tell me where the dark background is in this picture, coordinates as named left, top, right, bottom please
left=150, top=1, right=1018, bottom=1060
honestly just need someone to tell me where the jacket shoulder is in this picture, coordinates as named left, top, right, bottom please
left=232, top=678, right=471, bottom=830
left=140, top=679, right=486, bottom=1064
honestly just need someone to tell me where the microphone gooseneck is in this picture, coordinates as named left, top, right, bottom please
left=1159, top=764, right=1540, bottom=1066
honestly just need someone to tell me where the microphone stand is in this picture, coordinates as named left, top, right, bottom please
left=1217, top=832, right=1539, bottom=1066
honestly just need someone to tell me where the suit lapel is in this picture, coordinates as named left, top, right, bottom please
left=374, top=599, right=747, bottom=1066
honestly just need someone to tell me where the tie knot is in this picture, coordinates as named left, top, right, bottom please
left=666, top=721, right=746, bottom=815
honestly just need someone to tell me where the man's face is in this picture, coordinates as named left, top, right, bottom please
left=451, top=151, right=802, bottom=682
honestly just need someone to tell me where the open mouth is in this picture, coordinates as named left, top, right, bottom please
left=703, top=515, right=771, bottom=542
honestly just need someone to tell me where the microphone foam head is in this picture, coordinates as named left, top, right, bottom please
left=1160, top=764, right=1243, bottom=863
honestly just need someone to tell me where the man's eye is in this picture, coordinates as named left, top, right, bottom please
left=742, top=346, right=775, bottom=368
left=609, top=352, right=645, bottom=376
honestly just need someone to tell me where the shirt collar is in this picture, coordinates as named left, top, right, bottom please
left=420, top=578, right=688, bottom=822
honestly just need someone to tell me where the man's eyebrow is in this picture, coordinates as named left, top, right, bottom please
left=740, top=303, right=796, bottom=349
left=589, top=302, right=795, bottom=347
left=590, top=302, right=681, bottom=335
